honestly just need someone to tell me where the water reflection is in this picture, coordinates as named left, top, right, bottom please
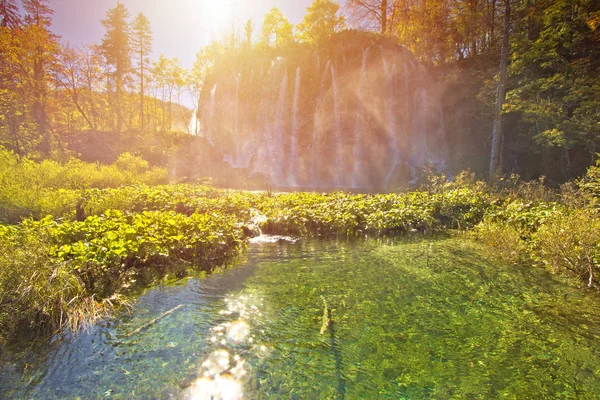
left=3, top=238, right=600, bottom=399
left=189, top=375, right=243, bottom=400
left=185, top=293, right=266, bottom=400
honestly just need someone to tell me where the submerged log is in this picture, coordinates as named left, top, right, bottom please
left=124, top=304, right=183, bottom=339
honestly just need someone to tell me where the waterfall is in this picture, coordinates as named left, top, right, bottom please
left=382, top=48, right=400, bottom=189
left=310, top=60, right=331, bottom=186
left=188, top=110, right=198, bottom=136
left=272, top=72, right=288, bottom=184
left=331, top=65, right=343, bottom=187
left=411, top=86, right=429, bottom=182
left=200, top=38, right=449, bottom=190
left=289, top=67, right=301, bottom=186
left=351, top=48, right=370, bottom=188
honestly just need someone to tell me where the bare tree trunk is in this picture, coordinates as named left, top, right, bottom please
left=490, top=0, right=497, bottom=50
left=381, top=0, right=388, bottom=35
left=489, top=0, right=510, bottom=176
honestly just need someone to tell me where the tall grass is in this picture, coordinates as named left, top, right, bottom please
left=0, top=147, right=167, bottom=224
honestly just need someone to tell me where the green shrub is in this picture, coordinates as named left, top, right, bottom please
left=531, top=209, right=600, bottom=288
left=472, top=220, right=528, bottom=264
left=0, top=147, right=168, bottom=223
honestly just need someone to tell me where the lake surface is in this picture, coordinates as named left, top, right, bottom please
left=2, top=236, right=600, bottom=399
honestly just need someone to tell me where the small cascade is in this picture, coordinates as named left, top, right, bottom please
left=330, top=65, right=343, bottom=187
left=188, top=110, right=199, bottom=136
left=289, top=67, right=301, bottom=186
left=351, top=48, right=370, bottom=188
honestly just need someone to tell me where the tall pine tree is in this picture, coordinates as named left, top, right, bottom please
left=23, top=0, right=57, bottom=155
left=131, top=12, right=152, bottom=130
left=23, top=0, right=52, bottom=27
left=101, top=2, right=131, bottom=133
left=0, top=0, right=20, bottom=28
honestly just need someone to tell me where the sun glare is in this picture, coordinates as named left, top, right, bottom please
left=195, top=0, right=238, bottom=38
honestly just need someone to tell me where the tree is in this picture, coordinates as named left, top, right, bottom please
left=56, top=45, right=95, bottom=130
left=23, top=0, right=52, bottom=28
left=296, top=0, right=346, bottom=43
left=0, top=0, right=20, bottom=28
left=187, top=44, right=220, bottom=135
left=345, top=0, right=398, bottom=35
left=0, top=24, right=55, bottom=157
left=261, top=7, right=294, bottom=48
left=152, top=55, right=185, bottom=132
left=244, top=19, right=253, bottom=46
left=101, top=3, right=131, bottom=133
left=489, top=0, right=510, bottom=176
left=22, top=0, right=57, bottom=155
left=0, top=26, right=25, bottom=156
left=503, top=0, right=600, bottom=179
left=131, top=12, right=152, bottom=130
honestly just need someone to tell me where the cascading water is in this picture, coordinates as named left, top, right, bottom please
left=289, top=67, right=301, bottom=186
left=381, top=46, right=401, bottom=189
left=188, top=110, right=199, bottom=136
left=351, top=48, right=370, bottom=189
left=199, top=35, right=448, bottom=190
left=310, top=60, right=332, bottom=186
left=272, top=72, right=288, bottom=183
left=330, top=65, right=343, bottom=187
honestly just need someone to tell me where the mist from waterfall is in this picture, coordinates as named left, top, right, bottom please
left=197, top=37, right=448, bottom=190
left=289, top=67, right=301, bottom=186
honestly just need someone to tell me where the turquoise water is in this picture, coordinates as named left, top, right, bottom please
left=2, top=236, right=600, bottom=399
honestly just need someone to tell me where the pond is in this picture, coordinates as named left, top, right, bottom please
left=2, top=236, right=600, bottom=399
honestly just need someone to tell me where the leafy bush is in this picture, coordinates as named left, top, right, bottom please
left=578, top=157, right=600, bottom=199
left=531, top=209, right=600, bottom=288
left=472, top=221, right=528, bottom=264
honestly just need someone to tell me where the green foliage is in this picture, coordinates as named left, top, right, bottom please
left=296, top=0, right=346, bottom=43
left=0, top=147, right=167, bottom=223
left=261, top=7, right=294, bottom=47
left=473, top=220, right=527, bottom=264
left=257, top=188, right=489, bottom=237
left=2, top=161, right=600, bottom=340
left=531, top=208, right=600, bottom=287
left=0, top=209, right=245, bottom=341
left=473, top=171, right=600, bottom=289
left=578, top=156, right=600, bottom=199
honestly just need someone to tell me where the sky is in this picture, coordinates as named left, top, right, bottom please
left=49, top=0, right=348, bottom=70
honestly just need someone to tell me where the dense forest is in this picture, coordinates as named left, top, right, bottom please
left=0, top=0, right=598, bottom=183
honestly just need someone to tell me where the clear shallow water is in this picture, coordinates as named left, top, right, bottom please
left=2, top=236, right=600, bottom=399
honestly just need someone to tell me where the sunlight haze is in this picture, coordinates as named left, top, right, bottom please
left=50, top=0, right=341, bottom=68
